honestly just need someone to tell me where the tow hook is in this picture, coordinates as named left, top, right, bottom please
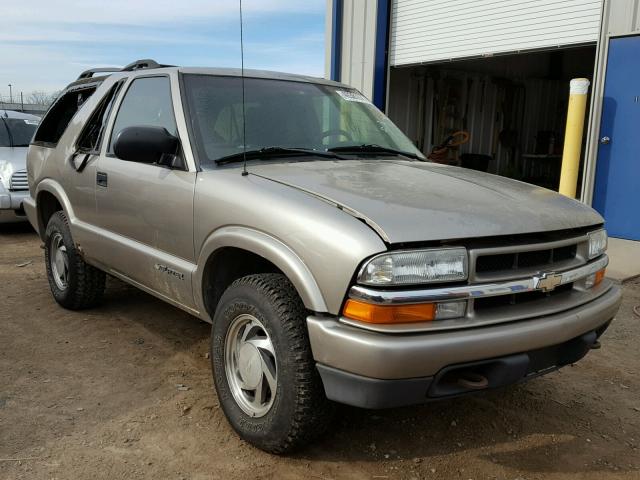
left=590, top=340, right=602, bottom=350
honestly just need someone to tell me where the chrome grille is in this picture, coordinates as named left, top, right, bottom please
left=469, top=235, right=588, bottom=283
left=475, top=244, right=577, bottom=274
left=9, top=170, right=28, bottom=191
left=473, top=282, right=574, bottom=311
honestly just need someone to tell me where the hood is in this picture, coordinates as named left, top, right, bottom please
left=247, top=160, right=603, bottom=244
left=0, top=147, right=28, bottom=189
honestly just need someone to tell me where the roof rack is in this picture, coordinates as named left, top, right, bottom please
left=77, top=67, right=121, bottom=80
left=121, top=59, right=175, bottom=71
left=76, top=59, right=174, bottom=80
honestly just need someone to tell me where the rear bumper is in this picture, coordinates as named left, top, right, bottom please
left=0, top=189, right=29, bottom=210
left=308, top=284, right=621, bottom=408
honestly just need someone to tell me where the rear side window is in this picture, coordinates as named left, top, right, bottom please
left=0, top=120, right=9, bottom=147
left=3, top=118, right=39, bottom=147
left=77, top=81, right=124, bottom=153
left=108, top=76, right=176, bottom=153
left=34, top=87, right=96, bottom=146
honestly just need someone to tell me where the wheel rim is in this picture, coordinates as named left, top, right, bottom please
left=224, top=314, right=277, bottom=418
left=50, top=232, right=69, bottom=290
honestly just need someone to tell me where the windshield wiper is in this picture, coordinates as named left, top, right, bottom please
left=327, top=144, right=424, bottom=161
left=215, top=147, right=344, bottom=165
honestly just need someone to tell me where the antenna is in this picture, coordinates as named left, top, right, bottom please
left=239, top=0, right=248, bottom=176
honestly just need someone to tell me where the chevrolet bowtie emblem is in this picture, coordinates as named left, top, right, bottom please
left=534, top=272, right=562, bottom=292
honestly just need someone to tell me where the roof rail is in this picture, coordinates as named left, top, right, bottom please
left=77, top=67, right=121, bottom=80
left=121, top=59, right=174, bottom=71
left=76, top=59, right=174, bottom=81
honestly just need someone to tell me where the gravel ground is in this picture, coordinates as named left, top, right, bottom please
left=1, top=223, right=639, bottom=480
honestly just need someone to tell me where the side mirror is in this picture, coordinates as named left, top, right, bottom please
left=113, top=125, right=179, bottom=165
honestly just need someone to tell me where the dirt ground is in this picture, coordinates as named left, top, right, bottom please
left=1, top=223, right=639, bottom=480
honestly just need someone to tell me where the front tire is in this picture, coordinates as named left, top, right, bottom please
left=44, top=211, right=106, bottom=309
left=211, top=273, right=333, bottom=453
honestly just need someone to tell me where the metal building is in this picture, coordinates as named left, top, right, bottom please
left=326, top=0, right=640, bottom=241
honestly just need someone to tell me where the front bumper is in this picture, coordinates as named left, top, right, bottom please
left=308, top=284, right=621, bottom=408
left=0, top=189, right=29, bottom=222
left=22, top=196, right=38, bottom=233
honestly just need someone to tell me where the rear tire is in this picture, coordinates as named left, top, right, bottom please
left=211, top=273, right=333, bottom=453
left=44, top=211, right=106, bottom=309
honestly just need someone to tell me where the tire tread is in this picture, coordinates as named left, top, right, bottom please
left=221, top=273, right=333, bottom=453
left=45, top=211, right=106, bottom=310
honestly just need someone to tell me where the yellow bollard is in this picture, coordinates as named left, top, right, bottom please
left=559, top=78, right=590, bottom=198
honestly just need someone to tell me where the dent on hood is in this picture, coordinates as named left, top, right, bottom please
left=250, top=171, right=391, bottom=242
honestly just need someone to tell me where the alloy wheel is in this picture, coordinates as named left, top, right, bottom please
left=224, top=314, right=277, bottom=417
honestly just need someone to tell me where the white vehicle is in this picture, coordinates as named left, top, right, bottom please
left=0, top=110, right=40, bottom=223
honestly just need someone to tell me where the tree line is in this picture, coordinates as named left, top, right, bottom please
left=0, top=91, right=60, bottom=107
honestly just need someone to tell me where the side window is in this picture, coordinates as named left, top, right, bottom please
left=33, top=87, right=96, bottom=145
left=77, top=81, right=124, bottom=153
left=108, top=76, right=176, bottom=154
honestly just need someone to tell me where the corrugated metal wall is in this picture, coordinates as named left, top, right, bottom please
left=390, top=0, right=602, bottom=67
left=339, top=0, right=378, bottom=99
left=387, top=67, right=568, bottom=175
left=605, top=0, right=640, bottom=34
left=386, top=68, right=424, bottom=144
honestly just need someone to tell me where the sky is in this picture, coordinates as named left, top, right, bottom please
left=0, top=0, right=326, bottom=97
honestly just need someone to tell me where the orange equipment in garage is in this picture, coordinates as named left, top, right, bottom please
left=428, top=130, right=470, bottom=164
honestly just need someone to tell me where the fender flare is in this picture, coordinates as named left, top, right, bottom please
left=33, top=179, right=75, bottom=239
left=193, top=226, right=329, bottom=320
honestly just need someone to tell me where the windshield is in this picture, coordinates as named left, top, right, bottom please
left=183, top=74, right=423, bottom=169
left=0, top=117, right=39, bottom=147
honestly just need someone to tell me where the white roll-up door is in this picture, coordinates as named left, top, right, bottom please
left=390, top=0, right=602, bottom=67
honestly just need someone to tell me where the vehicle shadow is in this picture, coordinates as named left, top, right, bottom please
left=297, top=380, right=636, bottom=475
left=0, top=221, right=36, bottom=235
left=95, top=276, right=211, bottom=351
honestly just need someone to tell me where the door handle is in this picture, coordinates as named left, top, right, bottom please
left=96, top=171, right=108, bottom=187
left=600, top=136, right=611, bottom=145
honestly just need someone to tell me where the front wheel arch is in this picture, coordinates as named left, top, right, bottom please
left=201, top=246, right=282, bottom=321
left=194, top=227, right=329, bottom=320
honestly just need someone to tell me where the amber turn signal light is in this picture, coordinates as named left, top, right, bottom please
left=342, top=299, right=435, bottom=324
left=585, top=268, right=606, bottom=289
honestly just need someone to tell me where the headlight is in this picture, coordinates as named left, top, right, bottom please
left=357, top=248, right=468, bottom=286
left=587, top=229, right=607, bottom=259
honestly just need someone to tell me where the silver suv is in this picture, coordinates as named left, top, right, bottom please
left=25, top=60, right=621, bottom=453
left=1, top=109, right=40, bottom=222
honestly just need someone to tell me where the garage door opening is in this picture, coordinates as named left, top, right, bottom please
left=387, top=46, right=596, bottom=193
